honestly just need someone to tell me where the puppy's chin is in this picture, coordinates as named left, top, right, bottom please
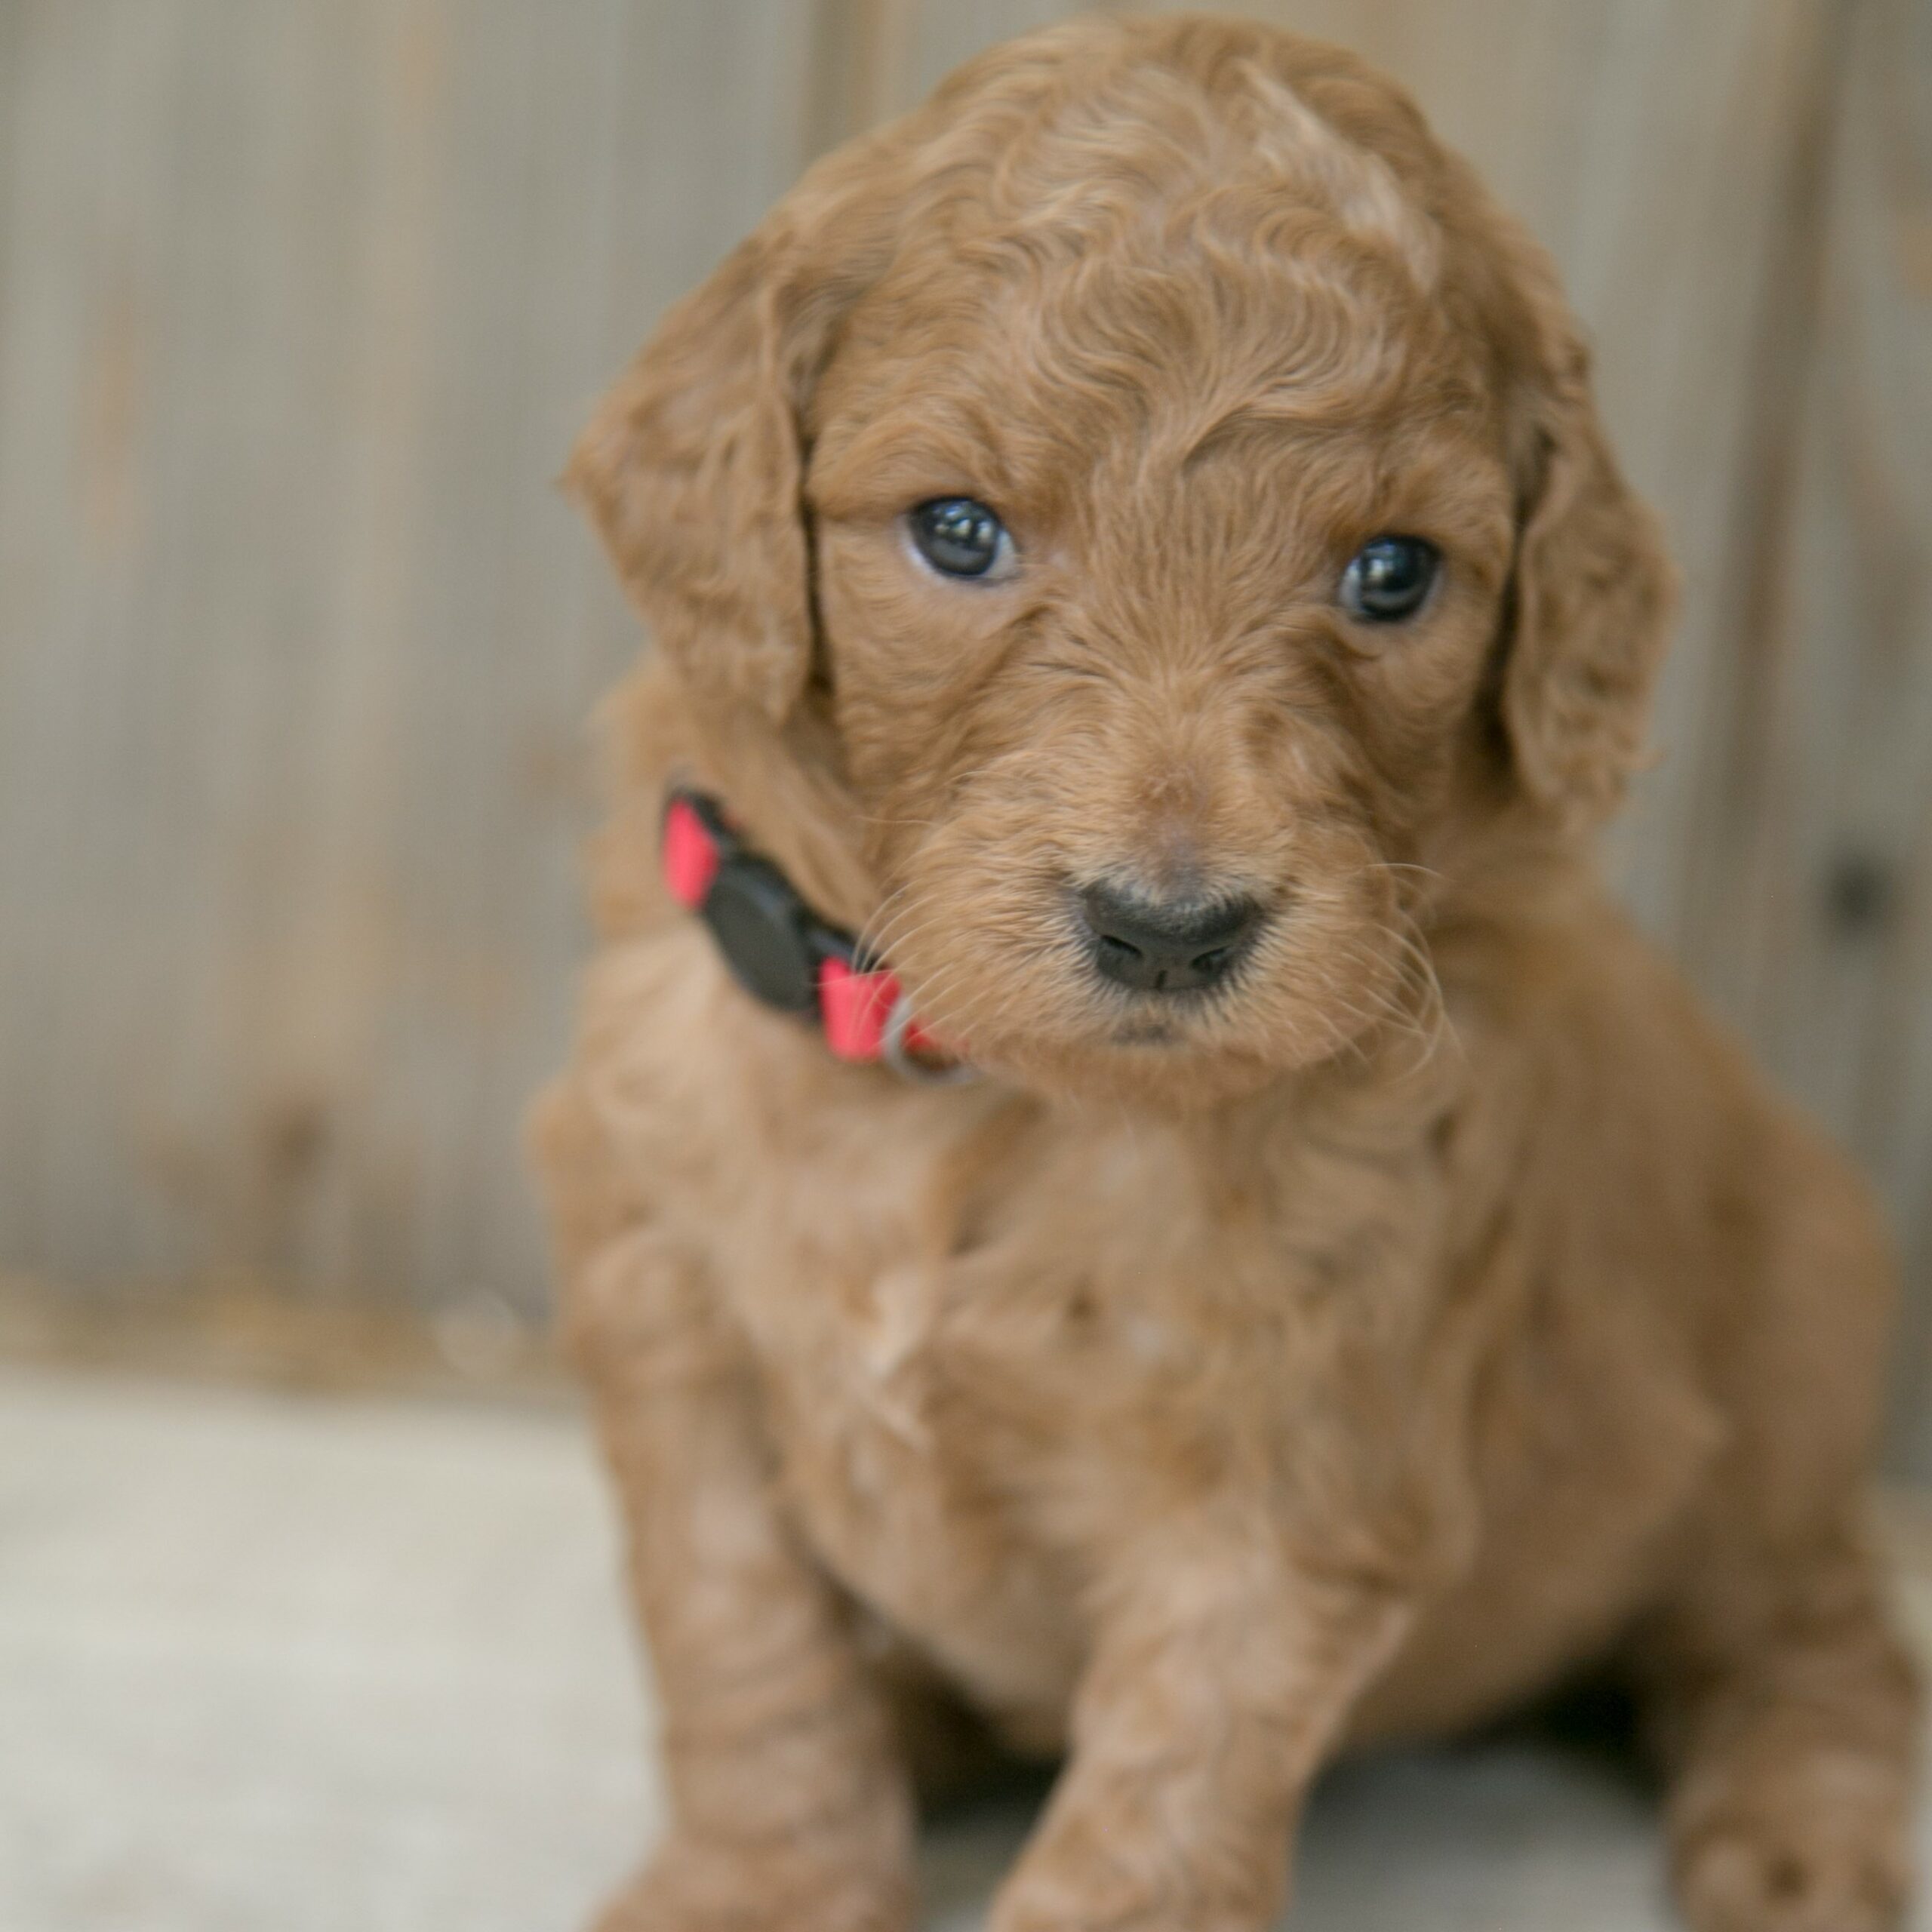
left=958, top=1011, right=1334, bottom=1113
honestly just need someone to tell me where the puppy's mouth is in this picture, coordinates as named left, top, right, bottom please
left=1110, top=1017, right=1185, bottom=1048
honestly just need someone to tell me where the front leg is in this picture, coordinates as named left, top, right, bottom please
left=561, top=1214, right=916, bottom=1932
left=993, top=1538, right=1412, bottom=1932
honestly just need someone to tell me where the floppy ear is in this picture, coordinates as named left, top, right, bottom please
left=1495, top=268, right=1678, bottom=824
left=565, top=227, right=817, bottom=724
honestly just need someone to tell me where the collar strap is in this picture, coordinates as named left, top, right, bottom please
left=661, top=789, right=968, bottom=1082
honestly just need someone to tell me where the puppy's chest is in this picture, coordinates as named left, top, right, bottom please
left=722, top=1100, right=1264, bottom=1435
left=702, top=1092, right=1388, bottom=1659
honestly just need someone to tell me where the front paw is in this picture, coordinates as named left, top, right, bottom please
left=1672, top=1771, right=1913, bottom=1932
left=595, top=1836, right=915, bottom=1932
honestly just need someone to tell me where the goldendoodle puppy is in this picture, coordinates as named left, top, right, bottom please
left=535, top=17, right=1920, bottom=1930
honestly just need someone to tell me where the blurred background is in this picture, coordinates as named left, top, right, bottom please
left=2, top=3, right=1931, bottom=1927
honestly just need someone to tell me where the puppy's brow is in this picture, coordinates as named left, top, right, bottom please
left=817, top=419, right=1021, bottom=520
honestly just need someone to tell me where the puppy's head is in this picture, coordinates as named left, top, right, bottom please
left=571, top=18, right=1673, bottom=1104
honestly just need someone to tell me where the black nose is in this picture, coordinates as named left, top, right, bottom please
left=1078, top=884, right=1265, bottom=995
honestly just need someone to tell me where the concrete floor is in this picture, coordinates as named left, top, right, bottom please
left=3, top=1364, right=1930, bottom=1932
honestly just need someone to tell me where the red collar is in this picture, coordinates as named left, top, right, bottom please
left=661, top=789, right=968, bottom=1082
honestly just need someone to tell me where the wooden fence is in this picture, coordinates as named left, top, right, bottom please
left=2, top=2, right=1930, bottom=1459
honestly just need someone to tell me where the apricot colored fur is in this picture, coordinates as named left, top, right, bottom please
left=534, top=17, right=1921, bottom=1930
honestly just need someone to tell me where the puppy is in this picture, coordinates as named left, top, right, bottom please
left=534, top=17, right=1920, bottom=1930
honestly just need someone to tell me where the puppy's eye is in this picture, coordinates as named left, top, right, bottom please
left=909, top=497, right=1013, bottom=580
left=1340, top=535, right=1441, bottom=623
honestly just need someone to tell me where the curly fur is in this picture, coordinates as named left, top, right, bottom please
left=535, top=17, right=1921, bottom=1930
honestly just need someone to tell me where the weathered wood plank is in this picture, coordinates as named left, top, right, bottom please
left=1681, top=0, right=1932, bottom=1470
left=0, top=1, right=814, bottom=1319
